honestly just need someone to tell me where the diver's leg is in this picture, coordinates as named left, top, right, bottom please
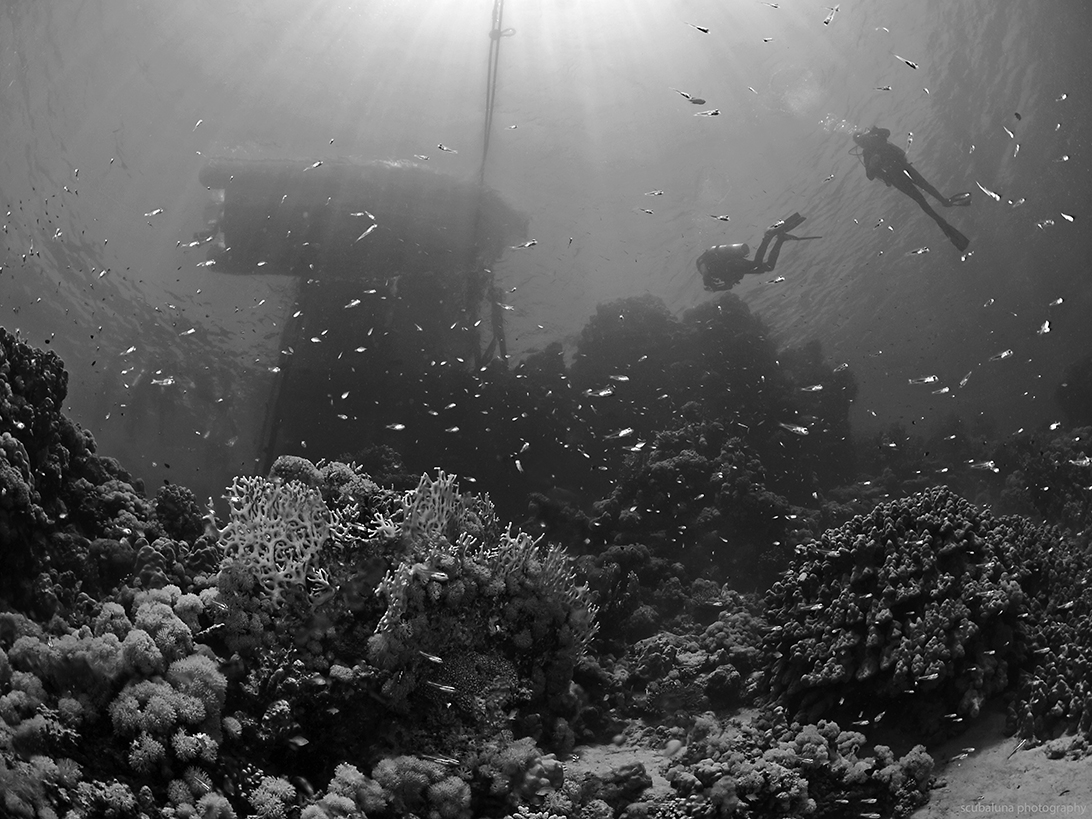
left=898, top=179, right=970, bottom=251
left=763, top=236, right=787, bottom=272
left=751, top=232, right=775, bottom=270
left=903, top=165, right=951, bottom=205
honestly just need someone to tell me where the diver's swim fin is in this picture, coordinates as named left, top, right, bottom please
left=943, top=223, right=970, bottom=252
left=779, top=212, right=807, bottom=233
left=947, top=192, right=972, bottom=207
left=768, top=212, right=806, bottom=235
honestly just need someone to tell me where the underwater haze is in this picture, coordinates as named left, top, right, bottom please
left=2, top=0, right=1091, bottom=508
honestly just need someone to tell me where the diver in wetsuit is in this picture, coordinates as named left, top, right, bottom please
left=852, top=125, right=972, bottom=252
left=698, top=212, right=814, bottom=291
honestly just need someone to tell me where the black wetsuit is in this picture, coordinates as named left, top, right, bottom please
left=698, top=230, right=787, bottom=291
left=854, top=126, right=969, bottom=252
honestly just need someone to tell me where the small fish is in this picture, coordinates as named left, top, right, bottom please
left=512, top=239, right=537, bottom=249
left=908, top=375, right=938, bottom=384
left=421, top=754, right=460, bottom=766
left=1038, top=320, right=1050, bottom=335
left=694, top=109, right=721, bottom=116
left=685, top=21, right=710, bottom=33
left=968, top=460, right=999, bottom=472
left=1003, top=125, right=1015, bottom=139
left=711, top=214, right=731, bottom=221
left=386, top=423, right=406, bottom=431
left=989, top=349, right=1013, bottom=361
left=747, top=86, right=758, bottom=94
left=584, top=387, right=614, bottom=397
left=1049, top=297, right=1064, bottom=306
left=894, top=53, right=918, bottom=69
left=1069, top=456, right=1092, bottom=467
left=1061, top=212, right=1074, bottom=222
left=151, top=376, right=175, bottom=386
left=180, top=328, right=196, bottom=336
left=762, top=37, right=774, bottom=43
left=344, top=299, right=362, bottom=309
left=907, top=246, right=930, bottom=255
left=305, top=161, right=323, bottom=170
left=610, top=427, right=635, bottom=439
left=959, top=371, right=972, bottom=388
left=824, top=173, right=835, bottom=182
left=907, top=131, right=914, bottom=150
left=437, top=143, right=457, bottom=153
left=1037, top=219, right=1055, bottom=230
left=193, top=119, right=203, bottom=131
left=932, top=386, right=950, bottom=395
left=976, top=181, right=1001, bottom=201
left=414, top=154, right=429, bottom=161
left=425, top=681, right=458, bottom=695
left=609, top=374, right=630, bottom=381
left=144, top=208, right=164, bottom=217
left=823, top=5, right=839, bottom=25
left=644, top=190, right=664, bottom=196
left=834, top=362, right=849, bottom=372
left=1008, top=197, right=1025, bottom=207
left=768, top=275, right=785, bottom=283
left=777, top=422, right=809, bottom=436
left=121, top=345, right=137, bottom=356
left=638, top=208, right=654, bottom=215
left=875, top=85, right=892, bottom=91
left=444, top=426, right=460, bottom=433
left=287, top=735, right=310, bottom=748
left=354, top=224, right=378, bottom=242
left=349, top=211, right=375, bottom=219
left=801, top=384, right=823, bottom=392
left=762, top=2, right=779, bottom=7
left=514, top=459, right=524, bottom=473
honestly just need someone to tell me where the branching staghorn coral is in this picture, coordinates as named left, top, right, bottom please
left=367, top=470, right=464, bottom=544
left=213, top=476, right=357, bottom=608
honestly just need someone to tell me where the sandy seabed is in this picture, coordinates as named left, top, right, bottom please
left=912, top=714, right=1092, bottom=818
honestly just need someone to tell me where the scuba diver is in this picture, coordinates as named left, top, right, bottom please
left=698, top=212, right=818, bottom=291
left=851, top=125, right=972, bottom=252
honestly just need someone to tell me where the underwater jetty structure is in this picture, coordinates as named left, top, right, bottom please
left=196, top=157, right=528, bottom=481
left=2, top=307, right=1092, bottom=816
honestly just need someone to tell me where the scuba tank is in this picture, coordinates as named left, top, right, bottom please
left=715, top=242, right=749, bottom=257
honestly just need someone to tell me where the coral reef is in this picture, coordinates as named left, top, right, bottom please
left=3, top=319, right=1092, bottom=819
left=663, top=712, right=934, bottom=818
left=764, top=486, right=1092, bottom=744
